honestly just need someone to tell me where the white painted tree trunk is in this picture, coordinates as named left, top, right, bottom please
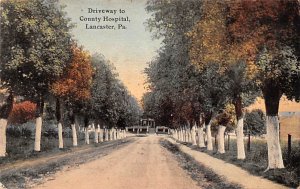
left=206, top=123, right=213, bottom=151
left=236, top=117, right=246, bottom=159
left=99, top=128, right=103, bottom=142
left=110, top=129, right=113, bottom=141
left=58, top=122, right=64, bottom=149
left=34, top=117, right=43, bottom=152
left=119, top=129, right=122, bottom=139
left=266, top=116, right=284, bottom=169
left=71, top=124, right=78, bottom=147
left=218, top=125, right=226, bottom=154
left=191, top=125, right=197, bottom=145
left=197, top=125, right=206, bottom=148
left=0, top=119, right=8, bottom=157
left=110, top=129, right=115, bottom=140
left=94, top=125, right=99, bottom=143
left=85, top=128, right=89, bottom=144
left=105, top=129, right=109, bottom=141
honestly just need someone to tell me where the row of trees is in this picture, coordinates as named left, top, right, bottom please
left=0, top=0, right=141, bottom=156
left=142, top=0, right=300, bottom=170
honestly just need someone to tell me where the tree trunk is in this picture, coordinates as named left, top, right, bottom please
left=105, top=129, right=109, bottom=141
left=218, top=125, right=226, bottom=154
left=236, top=117, right=246, bottom=159
left=34, top=99, right=44, bottom=152
left=99, top=127, right=103, bottom=142
left=94, top=124, right=99, bottom=143
left=178, top=129, right=182, bottom=141
left=85, top=128, right=89, bottom=144
left=197, top=124, right=206, bottom=148
left=266, top=116, right=284, bottom=169
left=263, top=84, right=284, bottom=169
left=110, top=129, right=114, bottom=140
left=205, top=112, right=213, bottom=151
left=191, top=124, right=197, bottom=145
left=56, top=98, right=64, bottom=149
left=34, top=116, right=43, bottom=151
left=0, top=119, right=8, bottom=157
left=184, top=127, right=188, bottom=142
left=234, top=96, right=246, bottom=159
left=206, top=122, right=213, bottom=151
left=58, top=122, right=63, bottom=149
left=71, top=123, right=78, bottom=146
left=0, top=92, right=13, bottom=157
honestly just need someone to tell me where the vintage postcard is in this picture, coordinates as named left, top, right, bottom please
left=0, top=0, right=300, bottom=188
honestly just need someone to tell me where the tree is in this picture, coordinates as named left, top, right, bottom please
left=226, top=62, right=259, bottom=159
left=244, top=109, right=266, bottom=136
left=51, top=44, right=93, bottom=148
left=228, top=0, right=300, bottom=169
left=90, top=54, right=119, bottom=128
left=0, top=91, right=13, bottom=156
left=213, top=104, right=236, bottom=154
left=0, top=0, right=73, bottom=152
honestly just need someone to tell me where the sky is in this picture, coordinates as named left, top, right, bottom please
left=60, top=0, right=162, bottom=101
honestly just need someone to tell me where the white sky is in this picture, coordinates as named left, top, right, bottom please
left=60, top=0, right=162, bottom=101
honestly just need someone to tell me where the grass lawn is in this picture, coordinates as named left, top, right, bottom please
left=0, top=132, right=88, bottom=165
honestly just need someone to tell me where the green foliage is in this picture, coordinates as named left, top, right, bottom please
left=0, top=0, right=73, bottom=102
left=91, top=54, right=141, bottom=128
left=244, top=109, right=266, bottom=136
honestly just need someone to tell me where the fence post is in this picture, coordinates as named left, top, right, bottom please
left=227, top=134, right=230, bottom=150
left=247, top=133, right=251, bottom=152
left=215, top=134, right=217, bottom=149
left=288, top=134, right=292, bottom=161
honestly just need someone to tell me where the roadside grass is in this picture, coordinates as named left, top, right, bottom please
left=180, top=138, right=300, bottom=188
left=1, top=132, right=93, bottom=165
left=160, top=139, right=242, bottom=189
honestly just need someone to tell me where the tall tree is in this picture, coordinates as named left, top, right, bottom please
left=0, top=0, right=72, bottom=152
left=51, top=44, right=93, bottom=148
left=228, top=0, right=300, bottom=169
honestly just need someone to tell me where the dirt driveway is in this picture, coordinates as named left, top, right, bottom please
left=34, top=135, right=200, bottom=189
